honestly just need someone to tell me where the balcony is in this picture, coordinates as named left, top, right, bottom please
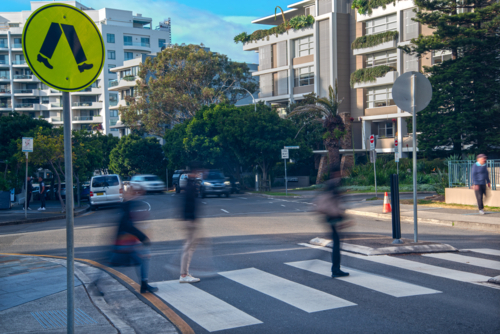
left=12, top=43, right=22, bottom=49
left=14, top=89, right=39, bottom=96
left=72, top=115, right=103, bottom=123
left=12, top=60, right=27, bottom=66
left=0, top=43, right=8, bottom=49
left=49, top=89, right=62, bottom=95
left=123, top=41, right=151, bottom=52
left=108, top=77, right=138, bottom=91
left=71, top=86, right=101, bottom=95
left=50, top=103, right=63, bottom=109
left=49, top=117, right=63, bottom=124
left=72, top=101, right=102, bottom=109
left=365, top=135, right=415, bottom=152
left=0, top=59, right=9, bottom=66
left=353, top=70, right=398, bottom=89
left=0, top=89, right=10, bottom=94
left=15, top=103, right=35, bottom=109
left=13, top=75, right=38, bottom=82
left=0, top=103, right=12, bottom=110
left=0, top=75, right=10, bottom=81
left=109, top=80, right=119, bottom=87
left=353, top=39, right=398, bottom=56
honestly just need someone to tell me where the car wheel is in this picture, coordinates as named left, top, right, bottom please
left=225, top=192, right=230, bottom=198
left=175, top=185, right=180, bottom=193
left=90, top=205, right=97, bottom=211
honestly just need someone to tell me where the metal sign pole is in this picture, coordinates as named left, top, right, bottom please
left=25, top=152, right=28, bottom=219
left=412, top=74, right=418, bottom=242
left=63, top=91, right=75, bottom=334
left=285, top=159, right=287, bottom=196
left=374, top=155, right=377, bottom=198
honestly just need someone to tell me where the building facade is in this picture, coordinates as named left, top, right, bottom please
left=0, top=1, right=170, bottom=136
left=241, top=0, right=437, bottom=158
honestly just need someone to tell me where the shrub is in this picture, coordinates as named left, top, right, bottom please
left=351, top=31, right=398, bottom=49
left=350, top=65, right=396, bottom=87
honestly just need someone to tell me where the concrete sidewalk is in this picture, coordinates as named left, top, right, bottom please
left=345, top=199, right=500, bottom=232
left=0, top=254, right=182, bottom=334
left=0, top=201, right=90, bottom=226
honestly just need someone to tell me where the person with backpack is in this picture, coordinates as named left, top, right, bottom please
left=471, top=154, right=491, bottom=215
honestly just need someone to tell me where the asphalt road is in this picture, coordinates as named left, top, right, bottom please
left=0, top=192, right=499, bottom=333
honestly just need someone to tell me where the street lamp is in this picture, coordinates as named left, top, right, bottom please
left=223, top=86, right=259, bottom=112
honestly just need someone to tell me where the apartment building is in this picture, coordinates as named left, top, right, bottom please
left=0, top=1, right=170, bottom=135
left=241, top=0, right=439, bottom=158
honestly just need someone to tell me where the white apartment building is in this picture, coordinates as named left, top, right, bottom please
left=0, top=1, right=170, bottom=135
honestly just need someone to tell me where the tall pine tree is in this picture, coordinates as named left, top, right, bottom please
left=400, top=0, right=500, bottom=156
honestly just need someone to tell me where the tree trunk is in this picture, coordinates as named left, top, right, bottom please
left=75, top=174, right=80, bottom=208
left=49, top=161, right=65, bottom=212
left=316, top=155, right=328, bottom=184
left=3, top=162, right=7, bottom=180
left=339, top=113, right=354, bottom=176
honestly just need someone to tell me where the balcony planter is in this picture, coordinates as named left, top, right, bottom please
left=350, top=65, right=396, bottom=88
left=122, top=75, right=136, bottom=82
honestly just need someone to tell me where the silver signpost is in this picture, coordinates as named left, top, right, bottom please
left=392, top=71, right=432, bottom=243
left=369, top=135, right=377, bottom=197
left=281, top=149, right=289, bottom=195
left=22, top=138, right=33, bottom=219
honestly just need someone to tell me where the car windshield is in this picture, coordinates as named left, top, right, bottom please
left=144, top=176, right=159, bottom=181
left=205, top=172, right=224, bottom=180
left=92, top=176, right=119, bottom=187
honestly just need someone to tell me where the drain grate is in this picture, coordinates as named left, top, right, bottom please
left=31, top=308, right=98, bottom=329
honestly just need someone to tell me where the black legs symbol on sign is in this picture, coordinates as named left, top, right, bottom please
left=37, top=23, right=93, bottom=73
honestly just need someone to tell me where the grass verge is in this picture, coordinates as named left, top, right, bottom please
left=366, top=197, right=383, bottom=201
left=399, top=199, right=500, bottom=212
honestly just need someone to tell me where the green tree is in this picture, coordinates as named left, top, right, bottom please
left=121, top=44, right=257, bottom=136
left=109, top=135, right=166, bottom=177
left=163, top=122, right=190, bottom=172
left=289, top=82, right=346, bottom=171
left=94, top=133, right=119, bottom=174
left=400, top=0, right=500, bottom=156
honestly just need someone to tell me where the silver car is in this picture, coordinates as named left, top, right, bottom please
left=130, top=175, right=165, bottom=193
left=90, top=174, right=123, bottom=209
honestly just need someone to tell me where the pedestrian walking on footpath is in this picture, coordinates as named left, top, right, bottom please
left=26, top=176, right=33, bottom=210
left=109, top=188, right=158, bottom=294
left=471, top=154, right=491, bottom=215
left=179, top=163, right=202, bottom=283
left=37, top=177, right=46, bottom=211
left=316, top=166, right=349, bottom=278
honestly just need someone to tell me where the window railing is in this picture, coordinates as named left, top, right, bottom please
left=123, top=41, right=150, bottom=47
left=14, top=75, right=32, bottom=79
left=0, top=75, right=10, bottom=80
left=109, top=100, right=118, bottom=106
left=0, top=59, right=7, bottom=64
left=0, top=43, right=8, bottom=48
left=0, top=89, right=10, bottom=93
left=109, top=80, right=119, bottom=87
left=0, top=103, right=12, bottom=108
left=14, top=89, right=35, bottom=94
left=12, top=60, right=26, bottom=65
left=12, top=43, right=22, bottom=48
left=15, top=103, right=34, bottom=108
left=51, top=117, right=63, bottom=122
left=50, top=89, right=60, bottom=93
left=51, top=103, right=63, bottom=108
left=72, top=102, right=95, bottom=107
left=73, top=116, right=95, bottom=121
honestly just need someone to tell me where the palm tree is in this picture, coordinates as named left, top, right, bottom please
left=288, top=80, right=346, bottom=180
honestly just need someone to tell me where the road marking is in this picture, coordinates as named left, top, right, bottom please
left=202, top=202, right=207, bottom=205
left=221, top=209, right=229, bottom=213
left=281, top=205, right=286, bottom=207
left=286, top=260, right=440, bottom=297
left=141, top=201, right=151, bottom=211
left=219, top=268, right=356, bottom=313
left=463, top=249, right=500, bottom=257
left=152, top=280, right=262, bottom=332
left=240, top=197, right=248, bottom=199
left=422, top=253, right=500, bottom=270
left=298, top=243, right=492, bottom=285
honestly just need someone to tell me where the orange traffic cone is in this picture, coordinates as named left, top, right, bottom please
left=383, top=192, right=392, bottom=213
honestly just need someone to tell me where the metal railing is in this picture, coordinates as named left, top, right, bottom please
left=0, top=103, right=12, bottom=108
left=0, top=75, right=10, bottom=80
left=448, top=160, right=499, bottom=190
left=15, top=103, right=34, bottom=108
left=12, top=60, right=26, bottom=65
left=14, top=75, right=33, bottom=79
left=73, top=116, right=94, bottom=121
left=124, top=41, right=150, bottom=47
left=109, top=80, right=119, bottom=87
left=72, top=102, right=95, bottom=107
left=0, top=89, right=10, bottom=94
left=0, top=59, right=7, bottom=64
left=12, top=43, right=22, bottom=48
left=51, top=103, right=63, bottom=108
left=13, top=89, right=35, bottom=94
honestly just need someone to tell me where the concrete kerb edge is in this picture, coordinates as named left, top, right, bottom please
left=246, top=191, right=437, bottom=199
left=0, top=253, right=193, bottom=334
left=0, top=205, right=91, bottom=226
left=344, top=209, right=500, bottom=233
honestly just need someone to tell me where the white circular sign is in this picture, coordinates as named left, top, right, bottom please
left=392, top=71, right=432, bottom=113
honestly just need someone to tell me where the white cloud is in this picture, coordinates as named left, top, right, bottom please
left=83, top=0, right=261, bottom=63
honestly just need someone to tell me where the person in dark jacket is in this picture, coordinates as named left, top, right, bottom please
left=471, top=154, right=491, bottom=215
left=110, top=189, right=158, bottom=293
left=325, top=166, right=349, bottom=278
left=26, top=176, right=33, bottom=210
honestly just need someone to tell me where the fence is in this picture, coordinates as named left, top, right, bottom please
left=448, top=160, right=499, bottom=190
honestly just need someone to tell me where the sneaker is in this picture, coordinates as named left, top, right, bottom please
left=479, top=210, right=485, bottom=215
left=179, top=275, right=200, bottom=283
left=41, top=207, right=46, bottom=211
left=332, top=270, right=349, bottom=278
left=38, top=207, right=43, bottom=211
left=140, top=281, right=158, bottom=293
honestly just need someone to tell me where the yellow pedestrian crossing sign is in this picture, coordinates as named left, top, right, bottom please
left=22, top=3, right=105, bottom=92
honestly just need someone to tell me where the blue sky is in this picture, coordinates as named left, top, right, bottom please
left=3, top=0, right=293, bottom=63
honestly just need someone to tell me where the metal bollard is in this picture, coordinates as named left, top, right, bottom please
left=390, top=174, right=402, bottom=244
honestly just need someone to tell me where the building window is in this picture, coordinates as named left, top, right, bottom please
left=108, top=64, right=116, bottom=73
left=110, top=110, right=119, bottom=117
left=124, top=52, right=133, bottom=61
left=107, top=33, right=115, bottom=43
left=432, top=50, right=452, bottom=65
left=295, top=36, right=314, bottom=58
left=403, top=8, right=419, bottom=41
left=304, top=5, right=316, bottom=17
left=403, top=52, right=419, bottom=72
left=41, top=96, right=50, bottom=104
left=109, top=94, right=118, bottom=107
left=120, top=66, right=138, bottom=78
left=378, top=122, right=394, bottom=138
left=141, top=37, right=150, bottom=47
left=365, top=50, right=397, bottom=68
left=108, top=50, right=115, bottom=59
left=159, top=39, right=166, bottom=48
left=365, top=13, right=397, bottom=35
left=124, top=36, right=132, bottom=45
left=294, top=66, right=314, bottom=87
left=0, top=38, right=7, bottom=48
left=366, top=85, right=395, bottom=108
left=9, top=23, right=20, bottom=27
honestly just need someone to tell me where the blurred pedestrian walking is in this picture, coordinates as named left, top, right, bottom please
left=109, top=188, right=158, bottom=293
left=179, top=163, right=201, bottom=283
left=316, top=166, right=349, bottom=278
left=471, top=154, right=491, bottom=215
left=26, top=176, right=33, bottom=210
left=38, top=177, right=46, bottom=211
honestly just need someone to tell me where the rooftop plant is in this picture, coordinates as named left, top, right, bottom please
left=234, top=14, right=315, bottom=44
left=351, top=31, right=398, bottom=49
left=350, top=65, right=396, bottom=87
left=351, top=0, right=398, bottom=15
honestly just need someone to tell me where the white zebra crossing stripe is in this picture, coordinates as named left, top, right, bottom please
left=219, top=268, right=356, bottom=313
left=463, top=249, right=500, bottom=257
left=298, top=243, right=493, bottom=285
left=152, top=281, right=262, bottom=332
left=422, top=253, right=500, bottom=270
left=286, top=260, right=441, bottom=297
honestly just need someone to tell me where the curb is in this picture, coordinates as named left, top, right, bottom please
left=0, top=205, right=90, bottom=226
left=0, top=253, right=193, bottom=334
left=247, top=191, right=436, bottom=199
left=344, top=209, right=500, bottom=233
left=247, top=193, right=303, bottom=199
left=309, top=237, right=457, bottom=256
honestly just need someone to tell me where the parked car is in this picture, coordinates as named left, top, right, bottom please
left=172, top=169, right=187, bottom=193
left=130, top=175, right=165, bottom=193
left=227, top=175, right=241, bottom=194
left=80, top=184, right=90, bottom=201
left=90, top=174, right=123, bottom=210
left=199, top=170, right=231, bottom=198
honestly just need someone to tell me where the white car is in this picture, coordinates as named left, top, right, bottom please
left=90, top=174, right=123, bottom=209
left=130, top=175, right=165, bottom=193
